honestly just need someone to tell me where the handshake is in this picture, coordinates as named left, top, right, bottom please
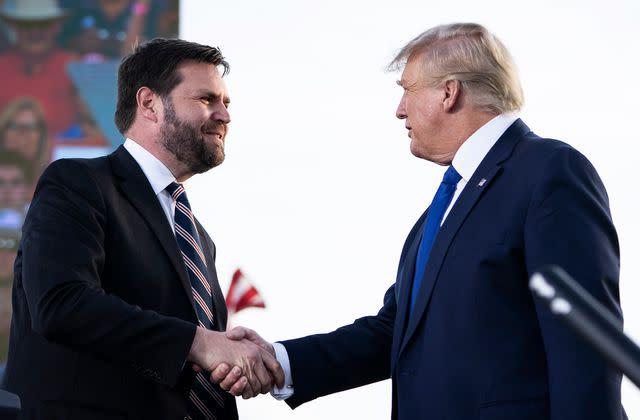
left=187, top=326, right=284, bottom=399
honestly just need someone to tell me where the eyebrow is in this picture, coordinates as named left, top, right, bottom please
left=396, top=79, right=418, bottom=89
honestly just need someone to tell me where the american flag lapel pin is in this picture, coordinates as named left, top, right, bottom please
left=478, top=178, right=487, bottom=187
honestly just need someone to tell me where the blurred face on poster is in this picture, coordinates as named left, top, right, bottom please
left=0, top=99, right=47, bottom=172
left=3, top=107, right=43, bottom=161
left=0, top=164, right=28, bottom=210
left=10, top=19, right=62, bottom=56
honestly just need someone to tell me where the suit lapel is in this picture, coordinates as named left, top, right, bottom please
left=109, top=146, right=196, bottom=311
left=397, top=119, right=531, bottom=356
left=391, top=209, right=427, bottom=369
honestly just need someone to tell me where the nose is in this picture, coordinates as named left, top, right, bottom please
left=396, top=93, right=407, bottom=120
left=212, top=102, right=231, bottom=124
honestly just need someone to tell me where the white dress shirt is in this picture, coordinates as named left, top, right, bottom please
left=271, top=114, right=519, bottom=400
left=443, top=113, right=518, bottom=222
left=123, top=138, right=178, bottom=229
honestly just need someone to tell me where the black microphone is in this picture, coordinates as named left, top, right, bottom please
left=529, top=265, right=640, bottom=388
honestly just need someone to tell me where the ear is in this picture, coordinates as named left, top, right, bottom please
left=136, top=87, right=159, bottom=123
left=442, top=79, right=462, bottom=112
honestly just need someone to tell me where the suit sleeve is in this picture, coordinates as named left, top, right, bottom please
left=21, top=159, right=196, bottom=387
left=280, top=284, right=396, bottom=408
left=524, top=147, right=625, bottom=420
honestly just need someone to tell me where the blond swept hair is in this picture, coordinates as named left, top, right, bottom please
left=389, top=23, right=524, bottom=114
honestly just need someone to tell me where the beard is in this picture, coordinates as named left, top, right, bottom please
left=159, top=99, right=225, bottom=174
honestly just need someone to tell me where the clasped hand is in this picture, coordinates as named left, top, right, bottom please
left=187, top=326, right=283, bottom=399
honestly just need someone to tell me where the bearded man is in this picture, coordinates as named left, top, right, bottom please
left=1, top=38, right=283, bottom=420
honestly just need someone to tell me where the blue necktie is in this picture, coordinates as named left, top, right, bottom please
left=409, top=166, right=462, bottom=313
left=166, top=182, right=225, bottom=420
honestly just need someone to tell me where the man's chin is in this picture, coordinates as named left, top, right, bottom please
left=208, top=144, right=225, bottom=166
left=212, top=153, right=225, bottom=168
left=193, top=152, right=224, bottom=173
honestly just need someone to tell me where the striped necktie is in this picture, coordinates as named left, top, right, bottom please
left=166, top=182, right=226, bottom=420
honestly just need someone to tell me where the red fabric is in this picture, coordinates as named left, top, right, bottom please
left=225, top=268, right=266, bottom=314
left=0, top=50, right=80, bottom=136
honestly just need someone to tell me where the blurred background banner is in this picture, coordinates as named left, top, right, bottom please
left=0, top=0, right=179, bottom=372
left=65, top=60, right=121, bottom=151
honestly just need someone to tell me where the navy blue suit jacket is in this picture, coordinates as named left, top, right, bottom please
left=281, top=120, right=626, bottom=420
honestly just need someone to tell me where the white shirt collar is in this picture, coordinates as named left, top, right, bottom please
left=452, top=114, right=519, bottom=181
left=123, top=138, right=176, bottom=195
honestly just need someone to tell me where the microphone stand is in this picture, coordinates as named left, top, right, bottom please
left=530, top=265, right=640, bottom=388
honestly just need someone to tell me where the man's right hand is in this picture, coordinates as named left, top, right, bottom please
left=187, top=327, right=284, bottom=398
left=209, top=326, right=277, bottom=398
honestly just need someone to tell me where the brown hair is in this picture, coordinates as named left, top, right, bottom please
left=115, top=38, right=230, bottom=133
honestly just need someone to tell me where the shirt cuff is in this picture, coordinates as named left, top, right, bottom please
left=270, top=342, right=294, bottom=400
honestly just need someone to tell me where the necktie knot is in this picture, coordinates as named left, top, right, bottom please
left=442, top=166, right=462, bottom=186
left=166, top=181, right=189, bottom=206
left=165, top=181, right=183, bottom=197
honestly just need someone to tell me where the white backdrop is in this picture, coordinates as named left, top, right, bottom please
left=181, top=0, right=640, bottom=418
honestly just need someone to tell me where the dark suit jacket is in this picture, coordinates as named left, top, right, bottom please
left=281, top=119, right=626, bottom=420
left=1, top=146, right=238, bottom=420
